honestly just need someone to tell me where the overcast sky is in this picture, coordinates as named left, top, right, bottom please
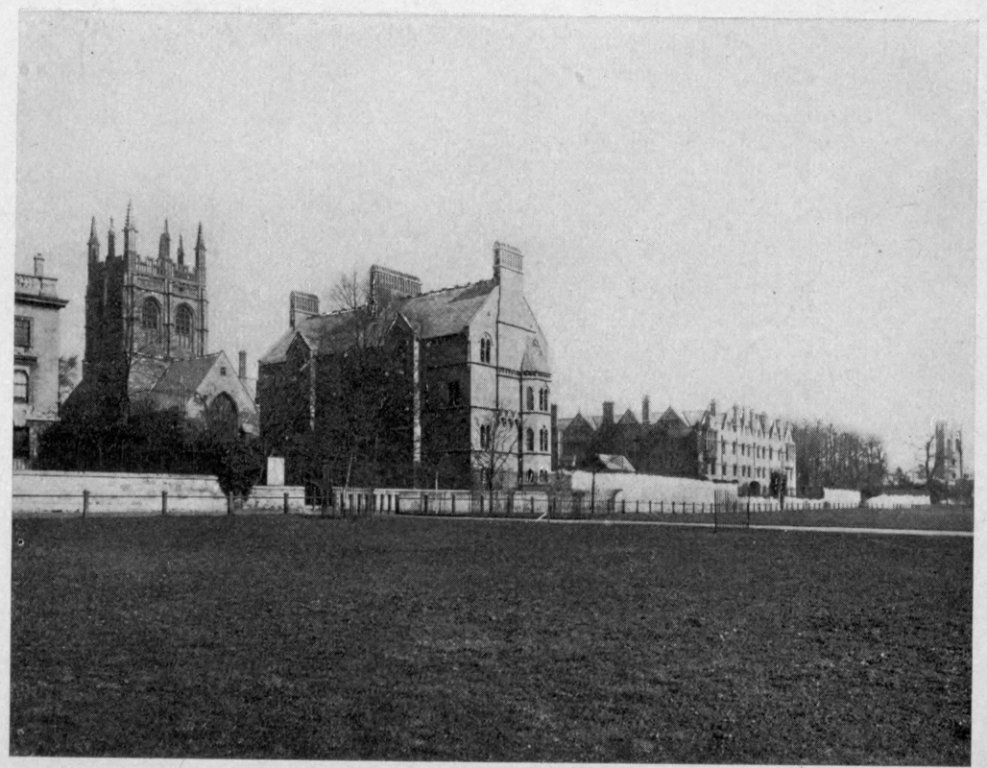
left=13, top=10, right=977, bottom=472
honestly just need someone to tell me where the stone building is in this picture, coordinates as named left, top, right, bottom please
left=258, top=242, right=554, bottom=490
left=13, top=254, right=68, bottom=467
left=63, top=204, right=257, bottom=433
left=931, top=421, right=964, bottom=485
left=559, top=398, right=797, bottom=496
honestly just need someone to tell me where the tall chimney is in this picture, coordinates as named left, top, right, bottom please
left=709, top=398, right=717, bottom=416
left=33, top=253, right=45, bottom=277
left=602, top=401, right=615, bottom=425
left=642, top=395, right=650, bottom=425
left=238, top=350, right=247, bottom=380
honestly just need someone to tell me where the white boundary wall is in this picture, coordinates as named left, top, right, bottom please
left=571, top=471, right=736, bottom=506
left=822, top=488, right=861, bottom=506
left=13, top=470, right=307, bottom=515
left=864, top=493, right=932, bottom=509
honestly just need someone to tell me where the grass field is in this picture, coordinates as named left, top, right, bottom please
left=10, top=515, right=972, bottom=763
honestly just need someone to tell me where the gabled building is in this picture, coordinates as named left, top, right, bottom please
left=63, top=204, right=257, bottom=434
left=258, top=243, right=554, bottom=490
left=14, top=254, right=68, bottom=467
left=559, top=397, right=797, bottom=495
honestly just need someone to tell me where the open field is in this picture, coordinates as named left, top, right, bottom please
left=10, top=515, right=972, bottom=763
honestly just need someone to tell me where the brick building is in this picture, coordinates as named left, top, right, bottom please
left=258, top=242, right=554, bottom=490
left=63, top=204, right=257, bottom=433
left=13, top=254, right=68, bottom=466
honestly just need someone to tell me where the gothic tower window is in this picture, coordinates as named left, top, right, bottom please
left=479, top=334, right=492, bottom=363
left=525, top=427, right=534, bottom=452
left=141, top=297, right=160, bottom=330
left=175, top=304, right=194, bottom=348
left=526, top=386, right=535, bottom=411
left=539, top=426, right=549, bottom=452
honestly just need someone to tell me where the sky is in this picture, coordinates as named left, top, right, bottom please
left=11, top=9, right=978, bottom=473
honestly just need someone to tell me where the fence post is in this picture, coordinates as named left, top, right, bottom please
left=284, top=492, right=289, bottom=515
left=714, top=501, right=718, bottom=532
left=227, top=493, right=233, bottom=515
left=660, top=500, right=664, bottom=514
left=82, top=490, right=89, bottom=518
left=162, top=490, right=168, bottom=516
left=648, top=500, right=652, bottom=514
left=672, top=501, right=675, bottom=514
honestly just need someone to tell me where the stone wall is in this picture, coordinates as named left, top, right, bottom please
left=12, top=470, right=307, bottom=515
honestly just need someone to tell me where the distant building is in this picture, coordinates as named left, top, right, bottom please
left=559, top=398, right=796, bottom=496
left=258, top=243, right=554, bottom=489
left=932, top=421, right=964, bottom=485
left=14, top=255, right=69, bottom=467
left=64, top=204, right=257, bottom=434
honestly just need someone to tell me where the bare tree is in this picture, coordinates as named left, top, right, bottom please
left=471, top=410, right=519, bottom=492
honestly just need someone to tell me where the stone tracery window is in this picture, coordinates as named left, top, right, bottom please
left=142, top=297, right=160, bottom=329
left=175, top=304, right=194, bottom=347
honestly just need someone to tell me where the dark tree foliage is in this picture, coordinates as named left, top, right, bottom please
left=792, top=421, right=888, bottom=499
left=37, top=401, right=264, bottom=499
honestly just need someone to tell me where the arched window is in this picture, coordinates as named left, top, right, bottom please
left=539, top=469, right=548, bottom=484
left=141, top=297, right=160, bottom=329
left=525, top=428, right=534, bottom=452
left=479, top=334, right=492, bottom=364
left=539, top=427, right=549, bottom=452
left=526, top=468, right=534, bottom=484
left=526, top=387, right=534, bottom=411
left=14, top=370, right=29, bottom=403
left=175, top=304, right=194, bottom=347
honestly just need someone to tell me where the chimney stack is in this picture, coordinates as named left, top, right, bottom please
left=709, top=398, right=717, bottom=416
left=642, top=395, right=650, bottom=425
left=33, top=254, right=45, bottom=277
left=238, top=350, right=247, bottom=380
left=602, top=401, right=615, bottom=425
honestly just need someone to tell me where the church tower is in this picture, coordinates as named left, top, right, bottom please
left=82, top=205, right=210, bottom=394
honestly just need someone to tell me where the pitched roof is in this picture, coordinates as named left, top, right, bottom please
left=398, top=279, right=496, bottom=338
left=596, top=454, right=636, bottom=473
left=520, top=337, right=549, bottom=374
left=260, top=280, right=498, bottom=365
left=618, top=409, right=639, bottom=425
left=147, top=353, right=224, bottom=405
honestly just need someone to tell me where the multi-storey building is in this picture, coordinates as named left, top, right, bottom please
left=13, top=254, right=68, bottom=467
left=559, top=398, right=797, bottom=496
left=258, top=242, right=554, bottom=489
left=64, top=204, right=257, bottom=433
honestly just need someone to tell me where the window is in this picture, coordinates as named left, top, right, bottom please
left=14, top=316, right=31, bottom=348
left=447, top=380, right=462, bottom=406
left=175, top=304, right=194, bottom=344
left=538, top=387, right=549, bottom=411
left=526, top=469, right=535, bottom=484
left=525, top=428, right=534, bottom=452
left=732, top=441, right=737, bottom=454
left=539, top=469, right=548, bottom=484
left=479, top=335, right=492, bottom=364
left=539, top=427, right=549, bottom=452
left=141, top=298, right=160, bottom=329
left=480, top=423, right=491, bottom=449
left=14, top=370, right=29, bottom=403
left=526, top=387, right=535, bottom=411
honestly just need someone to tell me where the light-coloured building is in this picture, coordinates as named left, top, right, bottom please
left=558, top=397, right=796, bottom=496
left=701, top=401, right=796, bottom=496
left=258, top=242, right=553, bottom=489
left=14, top=255, right=69, bottom=467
